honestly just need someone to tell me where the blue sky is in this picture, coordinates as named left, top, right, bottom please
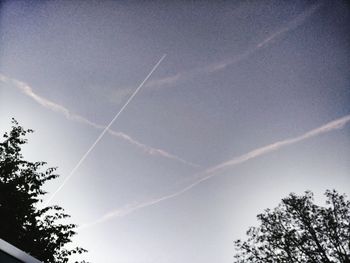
left=1, top=1, right=350, bottom=262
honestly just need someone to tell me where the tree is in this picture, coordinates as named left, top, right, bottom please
left=0, top=119, right=88, bottom=263
left=234, top=190, right=350, bottom=263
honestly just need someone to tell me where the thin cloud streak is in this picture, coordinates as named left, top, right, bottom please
left=0, top=73, right=199, bottom=169
left=81, top=114, right=350, bottom=229
left=123, top=2, right=323, bottom=93
left=200, top=2, right=323, bottom=74
left=205, top=114, right=350, bottom=175
left=80, top=2, right=326, bottom=229
left=46, top=54, right=168, bottom=204
left=104, top=3, right=322, bottom=105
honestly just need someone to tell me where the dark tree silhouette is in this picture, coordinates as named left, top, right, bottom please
left=234, top=190, right=350, bottom=263
left=0, top=119, right=88, bottom=263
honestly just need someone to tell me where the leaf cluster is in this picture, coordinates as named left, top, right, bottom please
left=0, top=119, right=88, bottom=263
left=234, top=190, right=350, bottom=263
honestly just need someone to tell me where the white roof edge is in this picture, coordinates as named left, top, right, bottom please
left=0, top=238, right=42, bottom=263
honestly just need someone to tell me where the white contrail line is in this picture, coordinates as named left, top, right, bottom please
left=76, top=3, right=323, bottom=108
left=106, top=129, right=199, bottom=168
left=80, top=114, right=350, bottom=229
left=256, top=2, right=322, bottom=49
left=0, top=73, right=199, bottom=168
left=204, top=114, right=350, bottom=175
left=79, top=3, right=325, bottom=228
left=204, top=1, right=323, bottom=73
left=45, top=54, right=167, bottom=204
left=112, top=2, right=322, bottom=95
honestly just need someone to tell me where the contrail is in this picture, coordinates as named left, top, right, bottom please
left=106, top=129, right=198, bottom=167
left=80, top=114, right=350, bottom=229
left=204, top=1, right=323, bottom=73
left=45, top=54, right=167, bottom=204
left=256, top=2, right=322, bottom=49
left=0, top=73, right=199, bottom=168
left=111, top=1, right=323, bottom=97
left=82, top=2, right=322, bottom=107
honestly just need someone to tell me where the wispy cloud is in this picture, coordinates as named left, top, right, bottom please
left=256, top=2, right=322, bottom=49
left=112, top=2, right=323, bottom=98
left=79, top=2, right=327, bottom=228
left=81, top=114, right=350, bottom=229
left=205, top=114, right=350, bottom=175
left=144, top=73, right=182, bottom=90
left=46, top=55, right=168, bottom=204
left=104, top=3, right=323, bottom=107
left=200, top=2, right=323, bottom=74
left=107, top=73, right=184, bottom=103
left=0, top=73, right=199, bottom=169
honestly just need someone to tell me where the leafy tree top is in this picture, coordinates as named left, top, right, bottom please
left=234, top=190, right=350, bottom=263
left=0, top=119, right=88, bottom=263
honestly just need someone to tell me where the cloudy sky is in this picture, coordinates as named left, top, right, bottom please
left=1, top=1, right=350, bottom=262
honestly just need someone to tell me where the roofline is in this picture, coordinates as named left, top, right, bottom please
left=0, top=239, right=42, bottom=263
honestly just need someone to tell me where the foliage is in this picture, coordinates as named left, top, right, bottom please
left=0, top=119, right=88, bottom=263
left=234, top=190, right=350, bottom=263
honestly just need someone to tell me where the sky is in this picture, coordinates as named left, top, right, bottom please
left=0, top=0, right=350, bottom=262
